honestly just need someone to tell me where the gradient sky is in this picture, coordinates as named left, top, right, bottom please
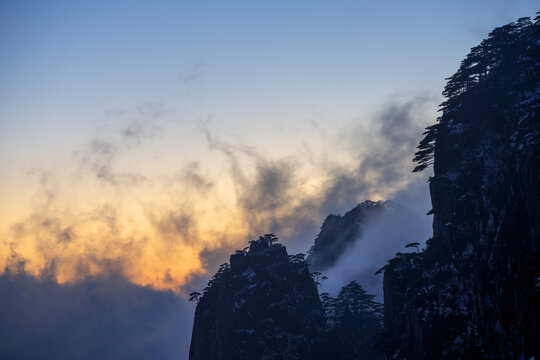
left=1, top=1, right=539, bottom=293
left=2, top=2, right=539, bottom=359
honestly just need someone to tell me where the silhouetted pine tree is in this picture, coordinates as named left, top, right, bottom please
left=413, top=15, right=538, bottom=173
left=387, top=12, right=540, bottom=359
left=320, top=281, right=384, bottom=359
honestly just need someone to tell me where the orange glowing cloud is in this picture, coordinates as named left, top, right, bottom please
left=0, top=97, right=434, bottom=293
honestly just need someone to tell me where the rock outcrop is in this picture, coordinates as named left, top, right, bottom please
left=189, top=234, right=325, bottom=360
left=383, top=16, right=540, bottom=359
left=307, top=200, right=388, bottom=272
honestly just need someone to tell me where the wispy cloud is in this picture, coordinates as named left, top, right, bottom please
left=74, top=102, right=168, bottom=186
left=179, top=60, right=206, bottom=86
left=199, top=95, right=435, bottom=253
left=1, top=94, right=435, bottom=295
left=0, top=95, right=434, bottom=360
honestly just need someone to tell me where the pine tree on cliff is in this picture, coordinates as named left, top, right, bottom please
left=320, top=281, right=384, bottom=360
left=384, top=13, right=539, bottom=360
left=189, top=234, right=326, bottom=360
left=413, top=15, right=538, bottom=173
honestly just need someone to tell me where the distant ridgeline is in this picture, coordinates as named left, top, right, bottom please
left=307, top=200, right=389, bottom=272
left=382, top=14, right=540, bottom=359
left=189, top=234, right=384, bottom=360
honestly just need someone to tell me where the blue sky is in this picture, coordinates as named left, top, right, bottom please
left=2, top=1, right=538, bottom=140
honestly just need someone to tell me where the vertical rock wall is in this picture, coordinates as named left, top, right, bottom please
left=383, top=17, right=540, bottom=359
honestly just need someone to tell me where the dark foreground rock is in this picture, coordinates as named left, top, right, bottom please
left=189, top=234, right=325, bottom=360
left=383, top=16, right=540, bottom=359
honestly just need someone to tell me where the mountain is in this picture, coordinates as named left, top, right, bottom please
left=189, top=233, right=385, bottom=360
left=189, top=234, right=326, bottom=360
left=189, top=13, right=539, bottom=360
left=383, top=15, right=540, bottom=359
left=307, top=200, right=389, bottom=272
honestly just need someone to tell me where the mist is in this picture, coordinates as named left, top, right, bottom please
left=318, top=180, right=433, bottom=300
left=1, top=94, right=435, bottom=359
left=198, top=96, right=436, bottom=256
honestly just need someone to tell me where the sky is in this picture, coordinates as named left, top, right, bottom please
left=0, top=1, right=538, bottom=358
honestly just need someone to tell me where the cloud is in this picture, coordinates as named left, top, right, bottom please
left=179, top=60, right=206, bottom=86
left=151, top=208, right=197, bottom=246
left=121, top=102, right=168, bottom=144
left=74, top=102, right=168, bottom=186
left=309, top=97, right=434, bottom=298
left=177, top=162, right=214, bottom=195
left=187, top=96, right=436, bottom=300
left=2, top=94, right=435, bottom=297
left=76, top=139, right=122, bottom=185
left=2, top=174, right=207, bottom=292
left=182, top=245, right=234, bottom=294
left=198, top=95, right=435, bottom=254
left=347, top=95, right=433, bottom=191
left=319, top=192, right=432, bottom=301
left=0, top=93, right=436, bottom=359
left=24, top=168, right=57, bottom=205
left=0, top=269, right=194, bottom=360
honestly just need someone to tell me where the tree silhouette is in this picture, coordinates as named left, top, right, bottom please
left=413, top=16, right=535, bottom=173
left=320, top=281, right=384, bottom=359
left=405, top=242, right=420, bottom=253
left=261, top=233, right=279, bottom=246
left=189, top=292, right=202, bottom=303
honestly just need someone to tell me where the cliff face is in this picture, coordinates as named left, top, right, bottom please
left=383, top=17, right=540, bottom=359
left=307, top=200, right=388, bottom=272
left=189, top=235, right=325, bottom=360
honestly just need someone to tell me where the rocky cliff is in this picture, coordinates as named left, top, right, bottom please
left=383, top=16, right=540, bottom=359
left=307, top=200, right=388, bottom=272
left=189, top=234, right=325, bottom=360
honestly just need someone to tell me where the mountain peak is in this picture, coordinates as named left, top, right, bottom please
left=189, top=235, right=326, bottom=360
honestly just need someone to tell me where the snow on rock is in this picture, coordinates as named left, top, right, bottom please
left=189, top=235, right=325, bottom=360
left=383, top=16, right=540, bottom=360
